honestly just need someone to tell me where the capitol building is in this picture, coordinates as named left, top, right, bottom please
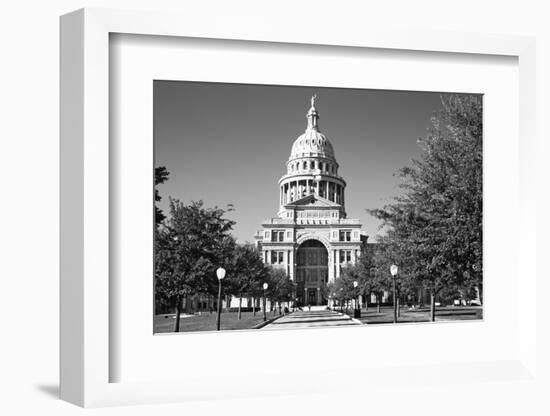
left=256, top=96, right=366, bottom=307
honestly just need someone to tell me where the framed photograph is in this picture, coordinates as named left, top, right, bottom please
left=152, top=81, right=484, bottom=336
left=60, top=8, right=538, bottom=407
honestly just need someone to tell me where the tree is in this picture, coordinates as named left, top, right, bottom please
left=227, top=244, right=266, bottom=319
left=266, top=267, right=295, bottom=315
left=329, top=271, right=358, bottom=314
left=155, top=166, right=170, bottom=226
left=369, top=94, right=483, bottom=321
left=155, top=199, right=235, bottom=332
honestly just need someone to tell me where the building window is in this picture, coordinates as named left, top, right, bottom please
left=339, top=250, right=352, bottom=264
left=310, top=161, right=315, bottom=169
left=271, top=230, right=284, bottom=242
left=303, top=161, right=307, bottom=170
left=271, top=251, right=285, bottom=264
left=339, top=230, right=351, bottom=242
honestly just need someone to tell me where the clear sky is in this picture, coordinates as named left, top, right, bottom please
left=154, top=81, right=446, bottom=243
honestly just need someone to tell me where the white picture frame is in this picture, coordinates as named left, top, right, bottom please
left=60, top=8, right=538, bottom=408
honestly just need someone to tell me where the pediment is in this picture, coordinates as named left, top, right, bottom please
left=285, top=194, right=340, bottom=208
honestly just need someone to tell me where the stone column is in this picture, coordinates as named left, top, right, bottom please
left=328, top=250, right=334, bottom=283
left=285, top=250, right=290, bottom=276
left=335, top=249, right=341, bottom=278
left=289, top=182, right=292, bottom=201
left=288, top=249, right=294, bottom=280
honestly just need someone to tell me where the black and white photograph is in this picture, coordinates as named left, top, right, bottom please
left=153, top=81, right=483, bottom=334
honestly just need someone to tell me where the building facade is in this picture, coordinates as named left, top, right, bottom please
left=256, top=96, right=365, bottom=306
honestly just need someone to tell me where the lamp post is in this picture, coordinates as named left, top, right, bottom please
left=216, top=267, right=226, bottom=331
left=263, top=282, right=268, bottom=321
left=353, top=280, right=361, bottom=319
left=390, top=264, right=398, bottom=324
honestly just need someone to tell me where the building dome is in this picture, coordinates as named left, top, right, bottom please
left=289, top=95, right=336, bottom=161
left=290, top=129, right=335, bottom=160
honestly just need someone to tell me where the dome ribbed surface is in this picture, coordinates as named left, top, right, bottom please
left=290, top=129, right=335, bottom=160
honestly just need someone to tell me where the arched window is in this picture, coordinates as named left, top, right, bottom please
left=303, top=161, right=307, bottom=170
left=310, top=161, right=315, bottom=169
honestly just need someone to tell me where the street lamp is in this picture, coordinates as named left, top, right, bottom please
left=263, top=282, right=269, bottom=321
left=216, top=267, right=226, bottom=331
left=390, top=264, right=398, bottom=324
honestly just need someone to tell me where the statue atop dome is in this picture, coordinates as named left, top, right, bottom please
left=310, top=94, right=317, bottom=108
left=306, top=94, right=320, bottom=131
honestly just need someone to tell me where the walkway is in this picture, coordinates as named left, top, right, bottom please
left=260, top=308, right=361, bottom=330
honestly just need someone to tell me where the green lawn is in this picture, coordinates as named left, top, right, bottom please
left=353, top=305, right=483, bottom=325
left=154, top=310, right=281, bottom=333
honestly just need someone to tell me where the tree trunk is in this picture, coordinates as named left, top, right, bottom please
left=253, top=297, right=256, bottom=316
left=430, top=292, right=436, bottom=322
left=238, top=296, right=242, bottom=320
left=365, top=294, right=368, bottom=312
left=174, top=296, right=182, bottom=332
left=377, top=295, right=381, bottom=313
left=278, top=302, right=282, bottom=315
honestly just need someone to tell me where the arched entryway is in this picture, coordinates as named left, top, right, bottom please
left=296, top=239, right=328, bottom=306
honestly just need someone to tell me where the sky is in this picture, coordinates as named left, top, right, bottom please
left=154, top=81, right=447, bottom=243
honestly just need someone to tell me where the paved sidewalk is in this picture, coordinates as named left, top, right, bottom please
left=260, top=309, right=360, bottom=330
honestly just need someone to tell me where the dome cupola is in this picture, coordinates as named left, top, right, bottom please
left=289, top=94, right=336, bottom=161
left=277, top=95, right=347, bottom=216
